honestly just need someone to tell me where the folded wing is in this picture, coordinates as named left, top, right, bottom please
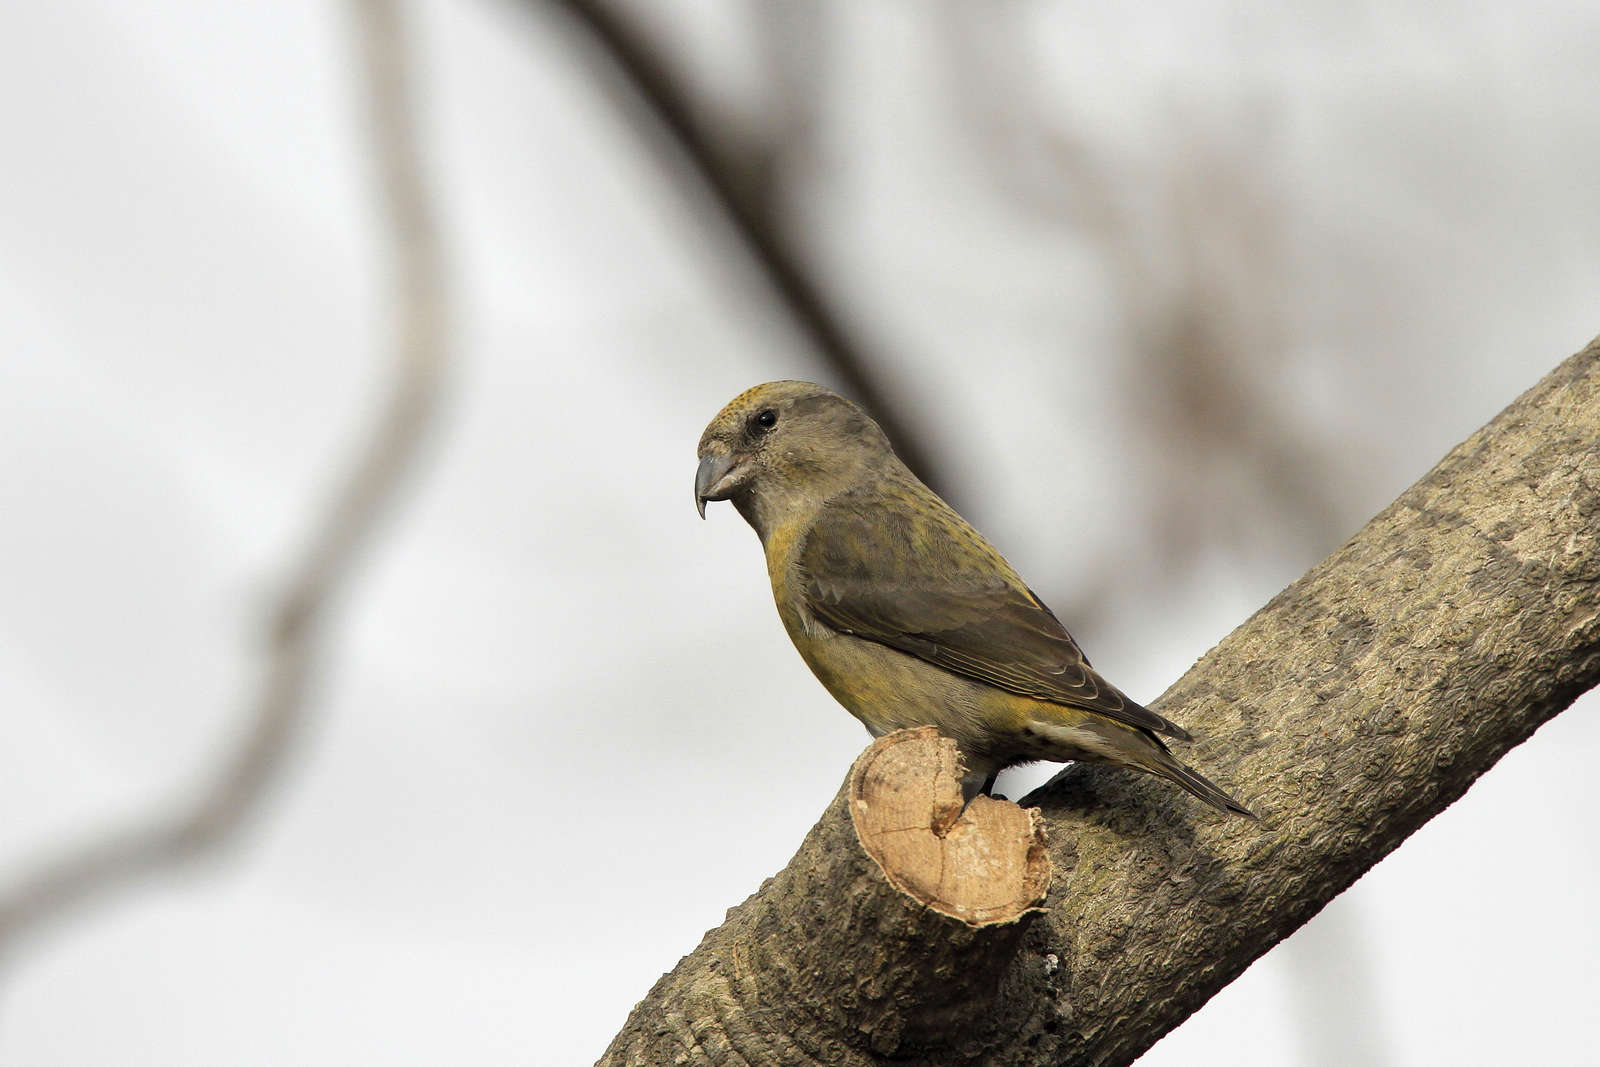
left=797, top=489, right=1192, bottom=741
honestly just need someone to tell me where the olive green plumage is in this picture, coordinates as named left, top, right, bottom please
left=695, top=380, right=1253, bottom=818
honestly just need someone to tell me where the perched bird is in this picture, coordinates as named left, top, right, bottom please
left=695, top=380, right=1253, bottom=817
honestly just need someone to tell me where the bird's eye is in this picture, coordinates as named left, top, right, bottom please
left=754, top=409, right=778, bottom=430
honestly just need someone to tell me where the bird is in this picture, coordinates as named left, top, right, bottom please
left=694, top=380, right=1253, bottom=817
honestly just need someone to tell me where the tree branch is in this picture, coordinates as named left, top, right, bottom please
left=601, top=336, right=1600, bottom=1065
left=0, top=0, right=447, bottom=954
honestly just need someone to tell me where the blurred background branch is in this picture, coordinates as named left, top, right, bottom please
left=0, top=0, right=447, bottom=955
left=542, top=0, right=950, bottom=496
left=935, top=5, right=1344, bottom=600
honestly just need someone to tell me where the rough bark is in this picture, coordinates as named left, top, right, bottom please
left=602, top=337, right=1600, bottom=1066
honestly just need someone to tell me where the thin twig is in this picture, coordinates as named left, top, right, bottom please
left=0, top=0, right=448, bottom=954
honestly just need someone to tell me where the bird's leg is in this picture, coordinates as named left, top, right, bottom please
left=959, top=770, right=1002, bottom=806
left=959, top=771, right=985, bottom=804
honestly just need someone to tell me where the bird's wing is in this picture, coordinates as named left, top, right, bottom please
left=797, top=489, right=1192, bottom=741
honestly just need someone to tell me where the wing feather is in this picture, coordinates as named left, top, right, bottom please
left=798, top=488, right=1192, bottom=741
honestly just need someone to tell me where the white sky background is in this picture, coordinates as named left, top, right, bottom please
left=1, top=1, right=1597, bottom=1064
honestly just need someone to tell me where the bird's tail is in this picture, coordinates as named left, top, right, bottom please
left=1141, top=745, right=1257, bottom=819
left=1027, top=715, right=1256, bottom=818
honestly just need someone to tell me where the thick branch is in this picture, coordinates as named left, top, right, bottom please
left=602, top=336, right=1600, bottom=1065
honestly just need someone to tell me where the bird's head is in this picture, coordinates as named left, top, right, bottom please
left=695, top=380, right=893, bottom=537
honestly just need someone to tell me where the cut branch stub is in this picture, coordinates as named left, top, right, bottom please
left=598, top=727, right=1055, bottom=1065
left=850, top=726, right=1050, bottom=926
left=737, top=728, right=1053, bottom=1058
